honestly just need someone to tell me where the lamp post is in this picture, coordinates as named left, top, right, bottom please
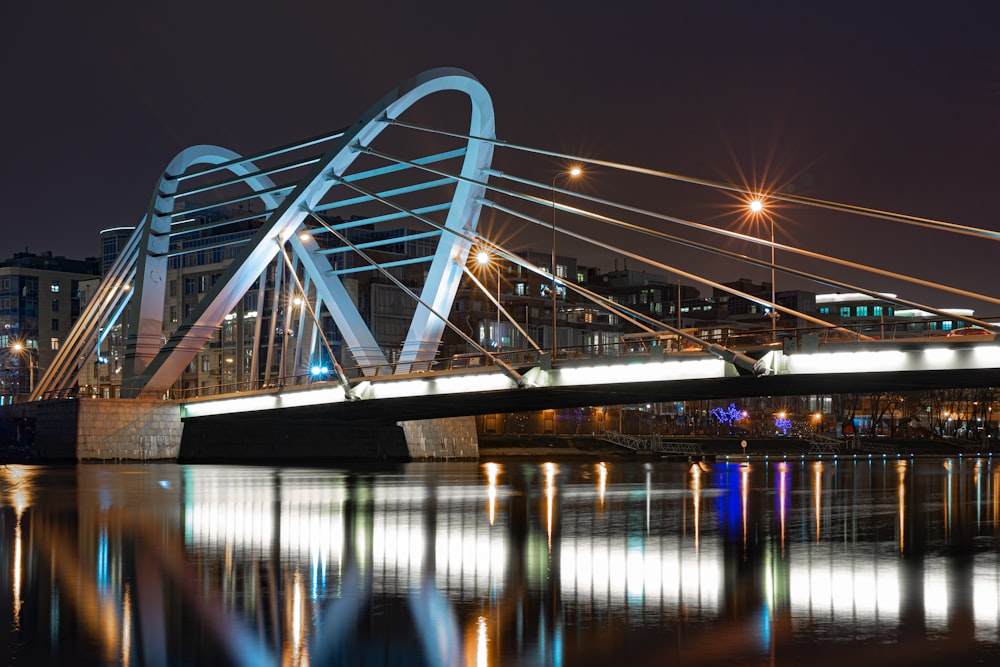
left=551, top=167, right=582, bottom=358
left=749, top=198, right=776, bottom=342
left=476, top=250, right=502, bottom=355
left=10, top=342, right=33, bottom=395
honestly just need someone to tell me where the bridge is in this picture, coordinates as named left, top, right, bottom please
left=22, top=68, right=1000, bottom=460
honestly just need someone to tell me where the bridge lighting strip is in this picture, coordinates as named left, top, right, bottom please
left=180, top=357, right=731, bottom=419
left=787, top=345, right=1000, bottom=375
left=181, top=387, right=348, bottom=418
left=551, top=358, right=727, bottom=386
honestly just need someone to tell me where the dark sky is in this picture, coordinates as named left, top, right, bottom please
left=3, top=1, right=1000, bottom=310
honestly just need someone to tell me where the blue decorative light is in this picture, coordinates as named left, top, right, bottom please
left=711, top=402, right=744, bottom=425
left=775, top=416, right=792, bottom=434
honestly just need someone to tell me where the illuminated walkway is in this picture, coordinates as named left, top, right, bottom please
left=181, top=337, right=1000, bottom=421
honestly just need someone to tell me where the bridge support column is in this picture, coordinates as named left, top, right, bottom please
left=34, top=398, right=182, bottom=461
left=398, top=416, right=479, bottom=460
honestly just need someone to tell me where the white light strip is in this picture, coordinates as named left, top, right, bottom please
left=787, top=346, right=1000, bottom=375
left=788, top=350, right=908, bottom=374
left=183, top=342, right=1000, bottom=418
left=556, top=358, right=726, bottom=386
left=182, top=394, right=278, bottom=418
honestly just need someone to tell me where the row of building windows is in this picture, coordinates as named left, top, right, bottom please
left=818, top=305, right=892, bottom=318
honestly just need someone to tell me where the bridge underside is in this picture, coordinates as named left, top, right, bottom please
left=176, top=365, right=1000, bottom=461
left=189, top=366, right=1000, bottom=422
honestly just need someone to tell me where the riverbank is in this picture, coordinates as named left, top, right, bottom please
left=477, top=433, right=990, bottom=458
left=1, top=433, right=989, bottom=464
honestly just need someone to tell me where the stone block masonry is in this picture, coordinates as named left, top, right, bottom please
left=35, top=398, right=182, bottom=461
left=399, top=416, right=479, bottom=459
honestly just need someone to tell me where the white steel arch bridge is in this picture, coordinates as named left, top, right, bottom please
left=32, top=68, right=1000, bottom=408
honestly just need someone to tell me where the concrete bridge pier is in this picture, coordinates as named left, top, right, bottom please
left=33, top=398, right=183, bottom=461
left=23, top=398, right=478, bottom=462
left=398, top=416, right=479, bottom=459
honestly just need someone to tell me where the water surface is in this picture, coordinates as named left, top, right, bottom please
left=1, top=456, right=999, bottom=665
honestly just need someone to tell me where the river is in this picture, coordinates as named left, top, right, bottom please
left=1, top=455, right=999, bottom=665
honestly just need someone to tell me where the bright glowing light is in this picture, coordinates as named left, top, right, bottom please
left=597, top=462, right=608, bottom=508
left=485, top=462, right=500, bottom=526
left=690, top=463, right=701, bottom=550
left=924, top=565, right=949, bottom=630
left=813, top=462, right=823, bottom=542
left=749, top=198, right=764, bottom=213
left=476, top=616, right=488, bottom=667
left=544, top=462, right=557, bottom=549
left=569, top=166, right=582, bottom=177
left=556, top=357, right=726, bottom=386
left=122, top=585, right=132, bottom=667
left=974, top=556, right=1000, bottom=641
left=476, top=250, right=491, bottom=266
left=788, top=350, right=908, bottom=374
left=292, top=571, right=307, bottom=664
left=12, top=514, right=22, bottom=629
left=741, top=463, right=749, bottom=552
left=182, top=394, right=277, bottom=417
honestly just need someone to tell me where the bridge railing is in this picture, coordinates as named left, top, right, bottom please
left=54, top=319, right=1000, bottom=402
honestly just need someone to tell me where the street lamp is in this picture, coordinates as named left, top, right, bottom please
left=551, top=166, right=582, bottom=358
left=10, top=341, right=33, bottom=395
left=749, top=197, right=776, bottom=342
left=476, top=249, right=502, bottom=355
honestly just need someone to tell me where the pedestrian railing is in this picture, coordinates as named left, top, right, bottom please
left=599, top=431, right=704, bottom=455
left=801, top=432, right=843, bottom=454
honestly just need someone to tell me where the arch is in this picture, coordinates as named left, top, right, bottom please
left=41, top=69, right=496, bottom=398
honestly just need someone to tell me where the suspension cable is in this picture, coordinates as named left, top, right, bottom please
left=385, top=117, right=1000, bottom=242
left=307, top=208, right=526, bottom=387
left=274, top=240, right=357, bottom=399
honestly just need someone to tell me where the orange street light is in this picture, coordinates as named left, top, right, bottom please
left=551, top=166, right=583, bottom=359
left=749, top=197, right=776, bottom=342
left=476, top=249, right=502, bottom=354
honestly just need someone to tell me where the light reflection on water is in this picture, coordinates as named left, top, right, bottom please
left=0, top=458, right=999, bottom=665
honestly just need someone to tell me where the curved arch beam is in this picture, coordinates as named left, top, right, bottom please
left=122, top=145, right=287, bottom=393
left=131, top=68, right=495, bottom=395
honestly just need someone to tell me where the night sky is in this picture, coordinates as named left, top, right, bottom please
left=3, top=1, right=1000, bottom=311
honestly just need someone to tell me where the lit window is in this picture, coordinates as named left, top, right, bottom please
left=556, top=264, right=567, bottom=279
left=839, top=307, right=850, bottom=318
left=856, top=306, right=869, bottom=317
left=50, top=280, right=60, bottom=293
left=51, top=337, right=59, bottom=350
left=873, top=306, right=883, bottom=317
